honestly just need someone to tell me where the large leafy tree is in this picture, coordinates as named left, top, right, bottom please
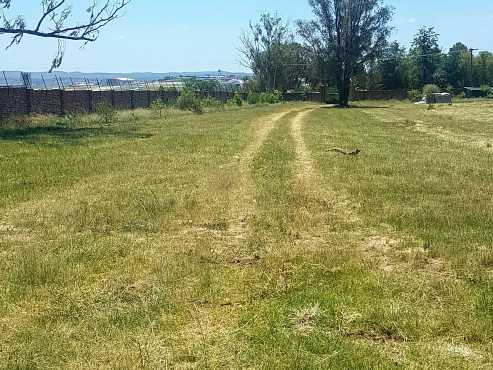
left=378, top=41, right=409, bottom=90
left=473, top=51, right=493, bottom=86
left=0, top=0, right=130, bottom=71
left=298, top=0, right=393, bottom=106
left=446, top=42, right=469, bottom=88
left=409, top=27, right=441, bottom=88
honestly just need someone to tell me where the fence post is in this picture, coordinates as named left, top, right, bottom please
left=26, top=88, right=32, bottom=115
left=88, top=90, right=93, bottom=112
left=60, top=89, right=65, bottom=115
left=130, top=90, right=135, bottom=109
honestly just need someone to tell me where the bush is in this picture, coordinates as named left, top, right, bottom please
left=423, top=84, right=441, bottom=100
left=260, top=91, right=282, bottom=104
left=247, top=93, right=261, bottom=105
left=227, top=92, right=243, bottom=107
left=53, top=113, right=82, bottom=127
left=247, top=91, right=282, bottom=105
left=202, top=97, right=225, bottom=110
left=480, top=85, right=492, bottom=97
left=177, top=90, right=203, bottom=114
left=95, top=101, right=117, bottom=125
left=150, top=99, right=168, bottom=119
left=408, top=90, right=423, bottom=103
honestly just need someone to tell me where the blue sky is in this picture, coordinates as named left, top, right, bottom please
left=1, top=0, right=492, bottom=72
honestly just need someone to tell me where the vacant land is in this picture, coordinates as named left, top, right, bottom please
left=1, top=100, right=492, bottom=369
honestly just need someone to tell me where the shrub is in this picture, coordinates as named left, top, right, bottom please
left=177, top=90, right=203, bottom=114
left=423, top=84, right=441, bottom=94
left=202, top=97, right=225, bottom=110
left=247, top=93, right=261, bottom=105
left=480, top=85, right=492, bottom=97
left=53, top=113, right=82, bottom=128
left=260, top=90, right=282, bottom=104
left=423, top=84, right=441, bottom=101
left=95, top=101, right=117, bottom=125
left=408, top=90, right=423, bottom=103
left=227, top=92, right=243, bottom=107
left=247, top=91, right=282, bottom=105
left=150, top=99, right=168, bottom=119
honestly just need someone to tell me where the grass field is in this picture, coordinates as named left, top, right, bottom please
left=1, top=100, right=492, bottom=369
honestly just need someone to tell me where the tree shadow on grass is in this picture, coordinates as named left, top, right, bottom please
left=0, top=125, right=154, bottom=145
left=319, top=104, right=392, bottom=109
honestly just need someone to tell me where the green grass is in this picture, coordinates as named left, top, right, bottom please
left=1, top=100, right=492, bottom=369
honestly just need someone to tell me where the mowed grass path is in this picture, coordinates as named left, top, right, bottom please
left=1, top=100, right=492, bottom=369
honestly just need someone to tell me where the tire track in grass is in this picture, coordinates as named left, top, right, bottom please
left=290, top=107, right=360, bottom=229
left=289, top=108, right=422, bottom=271
left=291, top=108, right=482, bottom=367
left=176, top=106, right=306, bottom=368
left=207, top=106, right=306, bottom=264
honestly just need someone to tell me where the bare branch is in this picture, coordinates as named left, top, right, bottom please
left=1, top=0, right=130, bottom=69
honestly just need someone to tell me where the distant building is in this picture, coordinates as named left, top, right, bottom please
left=107, top=77, right=135, bottom=87
left=464, top=87, right=485, bottom=99
left=222, top=79, right=244, bottom=88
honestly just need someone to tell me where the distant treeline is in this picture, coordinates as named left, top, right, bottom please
left=240, top=13, right=491, bottom=94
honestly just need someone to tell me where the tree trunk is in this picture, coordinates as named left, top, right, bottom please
left=337, top=76, right=351, bottom=107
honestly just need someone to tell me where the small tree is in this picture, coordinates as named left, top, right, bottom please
left=409, top=27, right=442, bottom=89
left=150, top=99, right=167, bottom=119
left=95, top=101, right=116, bottom=125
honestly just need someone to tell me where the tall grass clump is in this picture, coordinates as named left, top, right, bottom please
left=95, top=101, right=117, bottom=124
left=150, top=99, right=169, bottom=119
left=201, top=96, right=225, bottom=111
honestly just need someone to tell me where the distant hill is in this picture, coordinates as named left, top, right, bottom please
left=2, top=70, right=253, bottom=88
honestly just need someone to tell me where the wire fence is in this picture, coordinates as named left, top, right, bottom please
left=0, top=71, right=246, bottom=93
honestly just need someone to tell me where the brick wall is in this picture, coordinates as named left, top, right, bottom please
left=1, top=87, right=327, bottom=120
left=0, top=87, right=29, bottom=118
left=30, top=89, right=63, bottom=114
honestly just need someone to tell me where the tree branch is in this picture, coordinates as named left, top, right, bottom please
left=1, top=0, right=130, bottom=70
